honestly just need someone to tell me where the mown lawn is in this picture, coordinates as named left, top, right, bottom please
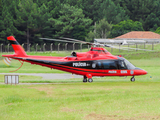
left=0, top=82, right=160, bottom=120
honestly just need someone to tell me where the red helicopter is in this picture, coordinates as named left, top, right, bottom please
left=2, top=36, right=147, bottom=82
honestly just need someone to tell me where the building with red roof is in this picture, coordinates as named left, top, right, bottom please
left=115, top=31, right=160, bottom=40
left=94, top=31, right=160, bottom=44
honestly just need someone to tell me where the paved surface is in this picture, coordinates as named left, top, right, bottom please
left=0, top=73, right=82, bottom=80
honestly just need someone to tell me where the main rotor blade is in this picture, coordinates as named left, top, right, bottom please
left=121, top=46, right=153, bottom=51
left=40, top=38, right=80, bottom=43
left=60, top=37, right=93, bottom=45
left=106, top=45, right=153, bottom=51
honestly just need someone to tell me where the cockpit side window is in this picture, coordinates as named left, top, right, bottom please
left=117, top=60, right=127, bottom=69
left=116, top=59, right=136, bottom=70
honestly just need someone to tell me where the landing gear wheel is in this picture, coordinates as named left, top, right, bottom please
left=88, top=78, right=93, bottom=83
left=83, top=76, right=87, bottom=83
left=130, top=76, right=135, bottom=82
left=83, top=78, right=87, bottom=82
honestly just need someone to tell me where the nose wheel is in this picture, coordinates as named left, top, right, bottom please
left=130, top=76, right=135, bottom=82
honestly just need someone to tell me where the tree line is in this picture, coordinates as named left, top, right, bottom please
left=0, top=0, right=160, bottom=50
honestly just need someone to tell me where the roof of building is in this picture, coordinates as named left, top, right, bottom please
left=115, top=31, right=160, bottom=39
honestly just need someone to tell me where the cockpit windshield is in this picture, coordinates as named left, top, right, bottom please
left=123, top=59, right=136, bottom=70
left=117, top=57, right=136, bottom=70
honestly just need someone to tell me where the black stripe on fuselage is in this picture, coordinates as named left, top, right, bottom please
left=26, top=58, right=97, bottom=72
left=14, top=57, right=107, bottom=73
left=9, top=41, right=20, bottom=45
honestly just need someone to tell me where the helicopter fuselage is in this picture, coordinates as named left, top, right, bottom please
left=2, top=36, right=147, bottom=82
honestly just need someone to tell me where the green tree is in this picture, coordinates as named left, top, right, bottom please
left=115, top=0, right=158, bottom=31
left=85, top=30, right=95, bottom=42
left=61, top=0, right=104, bottom=24
left=81, top=0, right=104, bottom=24
left=100, top=0, right=129, bottom=24
left=49, top=4, right=92, bottom=40
left=46, top=0, right=61, bottom=19
left=155, top=27, right=160, bottom=34
left=0, top=0, right=4, bottom=42
left=0, top=0, right=19, bottom=43
left=86, top=19, right=112, bottom=42
left=110, top=20, right=144, bottom=38
left=15, top=0, right=53, bottom=50
left=144, top=13, right=159, bottom=31
left=71, top=25, right=89, bottom=41
left=95, top=19, right=112, bottom=38
left=144, top=0, right=160, bottom=31
left=30, top=3, right=54, bottom=42
left=15, top=0, right=39, bottom=51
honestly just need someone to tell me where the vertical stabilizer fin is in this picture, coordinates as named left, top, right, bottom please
left=7, top=36, right=27, bottom=57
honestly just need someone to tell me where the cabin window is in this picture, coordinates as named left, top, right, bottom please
left=96, top=62, right=102, bottom=69
left=102, top=61, right=118, bottom=69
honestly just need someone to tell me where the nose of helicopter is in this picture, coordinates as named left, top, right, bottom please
left=133, top=68, right=148, bottom=75
left=142, top=70, right=148, bottom=75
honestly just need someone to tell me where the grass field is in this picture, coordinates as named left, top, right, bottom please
left=0, top=47, right=160, bottom=119
left=0, top=82, right=160, bottom=120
